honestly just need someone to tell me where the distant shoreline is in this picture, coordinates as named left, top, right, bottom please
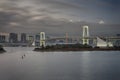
left=34, top=47, right=120, bottom=52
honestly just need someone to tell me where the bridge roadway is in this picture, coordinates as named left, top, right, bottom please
left=46, top=37, right=120, bottom=41
left=0, top=37, right=120, bottom=46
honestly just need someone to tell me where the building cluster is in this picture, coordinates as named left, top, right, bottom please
left=0, top=33, right=26, bottom=43
left=0, top=32, right=47, bottom=47
left=0, top=32, right=39, bottom=47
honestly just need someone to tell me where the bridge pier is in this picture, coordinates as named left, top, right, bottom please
left=82, top=26, right=89, bottom=45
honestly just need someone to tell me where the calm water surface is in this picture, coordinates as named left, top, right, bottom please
left=0, top=47, right=120, bottom=80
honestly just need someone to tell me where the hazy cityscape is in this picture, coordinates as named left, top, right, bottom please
left=0, top=26, right=120, bottom=47
left=0, top=0, right=120, bottom=80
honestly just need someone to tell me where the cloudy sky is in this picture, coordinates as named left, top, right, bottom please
left=0, top=0, right=120, bottom=36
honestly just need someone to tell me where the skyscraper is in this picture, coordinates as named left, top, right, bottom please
left=0, top=32, right=9, bottom=43
left=0, top=35, right=6, bottom=43
left=115, top=34, right=120, bottom=46
left=21, top=33, right=27, bottom=43
left=28, top=35, right=34, bottom=46
left=35, top=34, right=40, bottom=47
left=9, top=33, right=18, bottom=43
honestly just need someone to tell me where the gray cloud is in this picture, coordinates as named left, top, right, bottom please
left=0, top=0, right=120, bottom=36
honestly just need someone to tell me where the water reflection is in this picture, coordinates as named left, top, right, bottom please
left=0, top=47, right=120, bottom=80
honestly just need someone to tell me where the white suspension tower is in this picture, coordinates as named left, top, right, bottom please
left=40, top=32, right=46, bottom=47
left=82, top=26, right=89, bottom=45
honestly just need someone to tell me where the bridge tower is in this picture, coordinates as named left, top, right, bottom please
left=82, top=26, right=89, bottom=45
left=40, top=32, right=46, bottom=47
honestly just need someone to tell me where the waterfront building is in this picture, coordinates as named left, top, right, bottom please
left=35, top=34, right=40, bottom=47
left=9, top=33, right=18, bottom=43
left=0, top=32, right=9, bottom=43
left=21, top=33, right=27, bottom=43
left=28, top=35, right=34, bottom=46
left=0, top=35, right=6, bottom=43
left=96, top=37, right=113, bottom=47
left=65, top=33, right=68, bottom=44
left=115, top=34, right=120, bottom=46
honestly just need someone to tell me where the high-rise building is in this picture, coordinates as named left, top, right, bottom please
left=28, top=35, right=34, bottom=46
left=115, top=34, right=120, bottom=46
left=35, top=34, right=40, bottom=47
left=0, top=32, right=9, bottom=43
left=21, top=33, right=27, bottom=43
left=9, top=33, right=18, bottom=43
left=0, top=35, right=6, bottom=43
left=65, top=33, right=68, bottom=44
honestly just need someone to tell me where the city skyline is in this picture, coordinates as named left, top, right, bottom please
left=0, top=0, right=120, bottom=35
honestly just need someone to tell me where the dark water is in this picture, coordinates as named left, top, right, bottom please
left=0, top=47, right=120, bottom=80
